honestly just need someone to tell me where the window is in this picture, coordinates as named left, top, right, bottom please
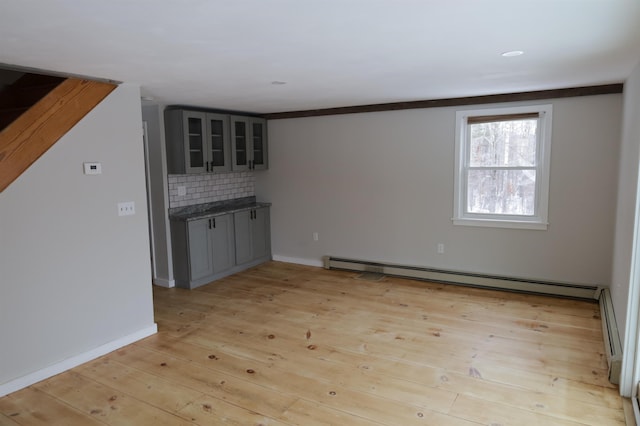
left=453, top=105, right=552, bottom=230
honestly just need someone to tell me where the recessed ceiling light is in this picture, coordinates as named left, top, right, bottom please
left=501, top=50, right=524, bottom=57
left=271, top=81, right=287, bottom=85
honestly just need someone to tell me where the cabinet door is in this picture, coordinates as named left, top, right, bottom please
left=210, top=214, right=235, bottom=273
left=234, top=210, right=253, bottom=265
left=249, top=118, right=268, bottom=170
left=187, top=218, right=214, bottom=281
left=230, top=116, right=250, bottom=171
left=251, top=207, right=270, bottom=259
left=206, top=113, right=231, bottom=173
left=183, top=111, right=208, bottom=173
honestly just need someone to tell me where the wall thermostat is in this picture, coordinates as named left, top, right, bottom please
left=83, top=162, right=102, bottom=175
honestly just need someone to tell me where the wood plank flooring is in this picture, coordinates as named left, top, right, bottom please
left=0, top=261, right=625, bottom=425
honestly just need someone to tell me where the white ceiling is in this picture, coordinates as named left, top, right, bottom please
left=1, top=0, right=639, bottom=114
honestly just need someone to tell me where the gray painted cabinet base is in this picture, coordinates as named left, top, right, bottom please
left=170, top=207, right=271, bottom=289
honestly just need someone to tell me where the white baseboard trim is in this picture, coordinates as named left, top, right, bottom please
left=153, top=277, right=175, bottom=288
left=272, top=255, right=324, bottom=268
left=0, top=324, right=158, bottom=397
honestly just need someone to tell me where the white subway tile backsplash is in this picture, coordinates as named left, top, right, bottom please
left=167, top=171, right=255, bottom=208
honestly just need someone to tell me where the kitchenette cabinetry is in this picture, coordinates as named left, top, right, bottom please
left=165, top=108, right=267, bottom=174
left=230, top=116, right=268, bottom=171
left=170, top=200, right=271, bottom=289
left=164, top=109, right=232, bottom=174
left=234, top=206, right=270, bottom=265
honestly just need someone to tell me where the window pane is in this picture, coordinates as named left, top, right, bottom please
left=467, top=169, right=536, bottom=215
left=469, top=119, right=537, bottom=167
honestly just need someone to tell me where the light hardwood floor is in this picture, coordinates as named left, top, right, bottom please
left=0, top=261, right=625, bottom=425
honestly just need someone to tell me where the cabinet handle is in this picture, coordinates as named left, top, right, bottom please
left=249, top=160, right=253, bottom=170
left=208, top=219, right=212, bottom=229
left=213, top=218, right=216, bottom=228
left=206, top=162, right=209, bottom=172
left=210, top=161, right=214, bottom=172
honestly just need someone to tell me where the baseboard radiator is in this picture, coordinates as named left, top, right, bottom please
left=599, top=288, right=622, bottom=384
left=323, top=255, right=622, bottom=384
left=323, top=256, right=602, bottom=299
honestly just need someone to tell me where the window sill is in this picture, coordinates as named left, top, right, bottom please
left=452, top=218, right=548, bottom=230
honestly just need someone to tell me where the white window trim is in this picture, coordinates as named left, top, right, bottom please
left=453, top=104, right=553, bottom=230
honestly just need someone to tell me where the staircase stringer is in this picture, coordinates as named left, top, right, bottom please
left=0, top=78, right=117, bottom=192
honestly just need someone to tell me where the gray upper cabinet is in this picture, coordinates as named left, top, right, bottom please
left=231, top=116, right=268, bottom=171
left=165, top=109, right=231, bottom=174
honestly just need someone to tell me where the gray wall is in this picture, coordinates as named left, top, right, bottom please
left=612, top=60, right=640, bottom=343
left=256, top=94, right=621, bottom=286
left=0, top=84, right=155, bottom=386
left=141, top=105, right=173, bottom=287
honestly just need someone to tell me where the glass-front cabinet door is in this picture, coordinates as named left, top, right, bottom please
left=206, top=113, right=231, bottom=173
left=231, top=116, right=249, bottom=171
left=166, top=109, right=267, bottom=174
left=231, top=116, right=268, bottom=171
left=183, top=111, right=207, bottom=173
left=250, top=118, right=268, bottom=170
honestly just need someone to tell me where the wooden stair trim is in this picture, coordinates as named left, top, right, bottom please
left=0, top=78, right=117, bottom=192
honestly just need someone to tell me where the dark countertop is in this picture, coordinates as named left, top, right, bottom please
left=169, top=196, right=271, bottom=222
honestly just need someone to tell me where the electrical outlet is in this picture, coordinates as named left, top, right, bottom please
left=313, top=232, right=319, bottom=241
left=437, top=243, right=444, bottom=254
left=177, top=186, right=187, bottom=196
left=118, top=201, right=135, bottom=216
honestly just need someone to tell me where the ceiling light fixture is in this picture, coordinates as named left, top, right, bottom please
left=271, top=81, right=287, bottom=85
left=501, top=50, right=524, bottom=57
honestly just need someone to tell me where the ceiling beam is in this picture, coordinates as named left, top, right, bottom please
left=264, top=84, right=624, bottom=120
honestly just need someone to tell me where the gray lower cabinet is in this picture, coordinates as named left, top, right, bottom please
left=171, top=213, right=235, bottom=289
left=234, top=206, right=270, bottom=265
left=171, top=206, right=271, bottom=289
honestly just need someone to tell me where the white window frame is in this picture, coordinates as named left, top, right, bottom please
left=453, top=104, right=553, bottom=230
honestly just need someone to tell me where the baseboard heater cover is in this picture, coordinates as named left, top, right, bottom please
left=599, top=288, right=622, bottom=384
left=322, top=256, right=602, bottom=300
